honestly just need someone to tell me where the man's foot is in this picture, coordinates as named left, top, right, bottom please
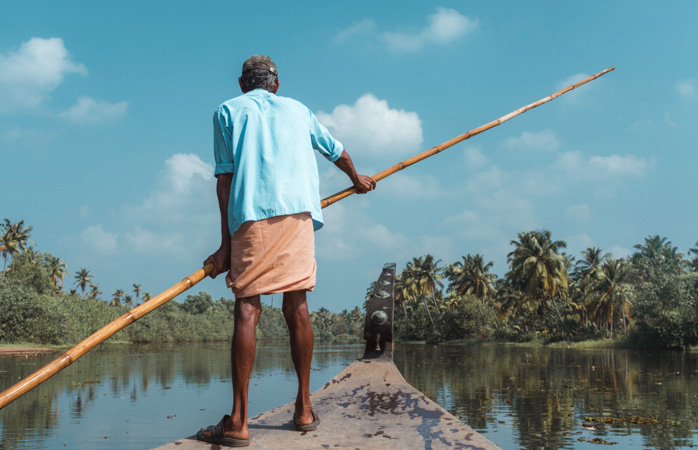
left=197, top=415, right=250, bottom=447
left=294, top=410, right=320, bottom=432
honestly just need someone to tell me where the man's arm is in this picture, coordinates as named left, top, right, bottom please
left=333, top=150, right=376, bottom=193
left=204, top=173, right=232, bottom=279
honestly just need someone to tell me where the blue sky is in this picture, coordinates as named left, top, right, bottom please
left=1, top=1, right=697, bottom=312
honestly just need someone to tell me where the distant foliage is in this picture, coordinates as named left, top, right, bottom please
left=391, top=231, right=698, bottom=348
left=2, top=218, right=697, bottom=350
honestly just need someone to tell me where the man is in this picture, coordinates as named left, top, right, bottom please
left=197, top=55, right=375, bottom=447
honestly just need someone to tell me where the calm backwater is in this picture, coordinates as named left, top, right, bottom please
left=1, top=342, right=697, bottom=449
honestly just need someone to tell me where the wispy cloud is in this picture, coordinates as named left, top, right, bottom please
left=505, top=129, right=560, bottom=152
left=60, top=96, right=128, bottom=124
left=676, top=78, right=698, bottom=100
left=77, top=153, right=216, bottom=259
left=383, top=8, right=479, bottom=52
left=0, top=37, right=86, bottom=112
left=556, top=73, right=594, bottom=104
left=336, top=8, right=478, bottom=52
left=553, top=151, right=652, bottom=179
left=463, top=145, right=488, bottom=169
left=334, top=18, right=376, bottom=43
left=80, top=225, right=118, bottom=255
left=317, top=93, right=423, bottom=158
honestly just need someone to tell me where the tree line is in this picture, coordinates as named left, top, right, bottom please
left=2, top=219, right=697, bottom=348
left=0, top=219, right=362, bottom=345
left=390, top=230, right=698, bottom=348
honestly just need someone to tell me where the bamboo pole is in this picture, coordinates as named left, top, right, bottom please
left=0, top=264, right=213, bottom=409
left=0, top=66, right=614, bottom=410
left=321, top=66, right=614, bottom=208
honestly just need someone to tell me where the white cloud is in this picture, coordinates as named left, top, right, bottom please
left=77, top=153, right=216, bottom=262
left=383, top=8, right=478, bottom=52
left=334, top=18, right=376, bottom=43
left=463, top=145, right=487, bottom=168
left=676, top=78, right=698, bottom=100
left=80, top=225, right=118, bottom=255
left=317, top=94, right=423, bottom=158
left=505, top=129, right=560, bottom=152
left=588, top=154, right=649, bottom=177
left=556, top=73, right=592, bottom=104
left=59, top=96, right=128, bottom=123
left=0, top=37, right=86, bottom=112
left=554, top=151, right=651, bottom=180
left=335, top=8, right=478, bottom=52
left=162, top=153, right=214, bottom=192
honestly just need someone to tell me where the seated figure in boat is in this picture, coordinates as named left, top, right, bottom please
left=197, top=55, right=375, bottom=447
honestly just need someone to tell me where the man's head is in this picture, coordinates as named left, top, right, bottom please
left=239, top=55, right=279, bottom=94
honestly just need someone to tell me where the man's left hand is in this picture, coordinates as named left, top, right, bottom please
left=353, top=175, right=376, bottom=194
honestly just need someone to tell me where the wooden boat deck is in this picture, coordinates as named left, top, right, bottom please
left=153, top=352, right=500, bottom=450
left=153, top=263, right=501, bottom=449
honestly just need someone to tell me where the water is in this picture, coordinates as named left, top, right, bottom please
left=1, top=342, right=697, bottom=449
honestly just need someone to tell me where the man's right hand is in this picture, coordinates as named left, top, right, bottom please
left=204, top=244, right=231, bottom=279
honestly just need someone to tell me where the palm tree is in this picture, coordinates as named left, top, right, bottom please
left=446, top=254, right=497, bottom=304
left=132, top=283, right=142, bottom=303
left=142, top=292, right=152, bottom=302
left=587, top=257, right=633, bottom=337
left=573, top=247, right=609, bottom=281
left=88, top=284, right=102, bottom=299
left=111, top=289, right=125, bottom=307
left=496, top=278, right=532, bottom=328
left=73, top=268, right=93, bottom=294
left=689, top=241, right=698, bottom=272
left=1, top=219, right=34, bottom=276
left=394, top=273, right=412, bottom=317
left=45, top=254, right=68, bottom=289
left=632, top=235, right=685, bottom=275
left=400, top=255, right=444, bottom=325
left=507, top=230, right=569, bottom=309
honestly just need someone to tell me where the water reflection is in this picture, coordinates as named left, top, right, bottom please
left=1, top=343, right=697, bottom=449
left=0, top=343, right=361, bottom=450
left=394, top=343, right=698, bottom=450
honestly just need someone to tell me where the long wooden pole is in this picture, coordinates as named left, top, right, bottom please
left=0, top=265, right=213, bottom=409
left=321, top=66, right=614, bottom=208
left=0, top=66, right=614, bottom=410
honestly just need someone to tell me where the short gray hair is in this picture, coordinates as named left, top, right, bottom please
left=240, top=69, right=278, bottom=92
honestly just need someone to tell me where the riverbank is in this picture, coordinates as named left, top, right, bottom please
left=428, top=336, right=698, bottom=351
left=0, top=345, right=55, bottom=356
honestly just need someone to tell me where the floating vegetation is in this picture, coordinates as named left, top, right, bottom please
left=71, top=379, right=100, bottom=387
left=584, top=416, right=681, bottom=426
left=578, top=437, right=618, bottom=445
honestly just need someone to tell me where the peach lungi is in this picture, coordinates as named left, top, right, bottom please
left=225, top=212, right=316, bottom=298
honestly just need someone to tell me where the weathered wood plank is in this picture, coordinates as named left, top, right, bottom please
left=152, top=353, right=500, bottom=450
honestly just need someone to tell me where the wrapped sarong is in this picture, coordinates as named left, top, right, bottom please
left=225, top=212, right=316, bottom=298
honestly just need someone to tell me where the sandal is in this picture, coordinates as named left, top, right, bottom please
left=294, top=410, right=320, bottom=432
left=196, top=415, right=251, bottom=447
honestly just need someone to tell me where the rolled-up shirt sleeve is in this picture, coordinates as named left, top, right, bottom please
left=213, top=109, right=235, bottom=176
left=309, top=110, right=344, bottom=162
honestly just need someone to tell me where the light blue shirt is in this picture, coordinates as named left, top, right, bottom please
left=213, top=89, right=344, bottom=235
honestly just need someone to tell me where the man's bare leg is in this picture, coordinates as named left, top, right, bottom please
left=282, top=290, right=314, bottom=425
left=201, top=295, right=261, bottom=441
